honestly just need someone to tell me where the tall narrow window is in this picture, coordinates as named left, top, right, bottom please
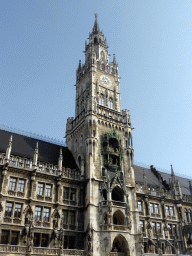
left=43, top=208, right=50, bottom=222
left=170, top=206, right=174, bottom=216
left=152, top=222, right=156, bottom=233
left=35, top=206, right=42, bottom=221
left=11, top=231, right=19, bottom=245
left=9, top=178, right=17, bottom=191
left=155, top=204, right=159, bottom=214
left=140, top=220, right=144, bottom=232
left=71, top=189, right=76, bottom=201
left=108, top=98, right=113, bottom=109
left=138, top=201, right=142, bottom=212
left=45, top=184, right=51, bottom=197
left=150, top=203, right=154, bottom=214
left=156, top=223, right=161, bottom=234
left=18, top=179, right=25, bottom=192
left=41, top=234, right=49, bottom=247
left=5, top=202, right=13, bottom=217
left=37, top=183, right=44, bottom=196
left=99, top=94, right=104, bottom=106
left=1, top=230, right=9, bottom=244
left=62, top=210, right=68, bottom=224
left=34, top=233, right=40, bottom=247
left=69, top=211, right=75, bottom=225
left=14, top=203, right=22, bottom=218
left=166, top=206, right=169, bottom=216
left=172, top=224, right=177, bottom=235
left=63, top=187, right=69, bottom=200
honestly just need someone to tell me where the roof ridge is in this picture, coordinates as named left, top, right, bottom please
left=0, top=124, right=66, bottom=147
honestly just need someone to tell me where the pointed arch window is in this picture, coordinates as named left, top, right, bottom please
left=99, top=94, right=104, bottom=106
left=108, top=98, right=113, bottom=109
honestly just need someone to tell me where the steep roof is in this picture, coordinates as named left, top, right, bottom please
left=134, top=164, right=192, bottom=196
left=0, top=129, right=77, bottom=169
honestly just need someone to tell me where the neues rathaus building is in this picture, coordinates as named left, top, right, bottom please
left=0, top=15, right=192, bottom=256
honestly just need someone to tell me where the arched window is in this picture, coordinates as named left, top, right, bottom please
left=101, top=51, right=105, bottom=62
left=94, top=37, right=98, bottom=43
left=112, top=186, right=124, bottom=202
left=108, top=98, right=113, bottom=109
left=113, top=210, right=124, bottom=225
left=99, top=94, right=104, bottom=106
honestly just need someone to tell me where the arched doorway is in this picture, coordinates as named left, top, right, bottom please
left=111, top=235, right=130, bottom=256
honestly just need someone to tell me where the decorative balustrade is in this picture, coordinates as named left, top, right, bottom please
left=62, top=168, right=80, bottom=180
left=112, top=200, right=126, bottom=207
left=183, top=194, right=192, bottom=202
left=37, top=162, right=58, bottom=175
left=0, top=245, right=86, bottom=256
left=0, top=244, right=27, bottom=253
left=33, top=247, right=59, bottom=255
left=109, top=253, right=126, bottom=256
left=113, top=225, right=126, bottom=231
left=136, top=184, right=175, bottom=200
left=62, top=249, right=86, bottom=255
left=0, top=153, right=80, bottom=180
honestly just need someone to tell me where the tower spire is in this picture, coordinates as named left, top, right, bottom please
left=93, top=13, right=100, bottom=33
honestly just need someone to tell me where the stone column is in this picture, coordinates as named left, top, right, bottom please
left=0, top=166, right=8, bottom=194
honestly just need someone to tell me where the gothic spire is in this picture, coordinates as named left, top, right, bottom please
left=92, top=13, right=100, bottom=33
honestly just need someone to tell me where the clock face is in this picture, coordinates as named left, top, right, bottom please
left=100, top=75, right=112, bottom=87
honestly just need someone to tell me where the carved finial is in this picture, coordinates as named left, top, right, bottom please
left=6, top=135, right=13, bottom=161
left=93, top=13, right=100, bottom=33
left=113, top=54, right=117, bottom=64
left=58, top=147, right=63, bottom=173
left=33, top=141, right=38, bottom=167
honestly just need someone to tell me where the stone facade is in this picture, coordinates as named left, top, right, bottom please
left=0, top=14, right=192, bottom=256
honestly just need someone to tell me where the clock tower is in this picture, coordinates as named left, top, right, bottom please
left=66, top=14, right=141, bottom=256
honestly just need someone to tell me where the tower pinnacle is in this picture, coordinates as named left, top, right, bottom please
left=93, top=13, right=100, bottom=33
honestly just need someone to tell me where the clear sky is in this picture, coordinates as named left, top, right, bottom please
left=0, top=0, right=192, bottom=177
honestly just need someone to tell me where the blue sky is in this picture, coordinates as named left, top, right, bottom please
left=0, top=0, right=192, bottom=177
